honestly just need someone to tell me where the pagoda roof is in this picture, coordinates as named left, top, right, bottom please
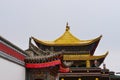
left=63, top=52, right=108, bottom=61
left=32, top=24, right=102, bottom=46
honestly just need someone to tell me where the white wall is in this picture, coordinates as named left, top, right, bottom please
left=0, top=57, right=25, bottom=80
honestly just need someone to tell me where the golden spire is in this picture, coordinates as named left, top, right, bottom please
left=66, top=22, right=70, bottom=31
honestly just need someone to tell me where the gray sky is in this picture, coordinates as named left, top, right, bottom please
left=0, top=0, right=120, bottom=73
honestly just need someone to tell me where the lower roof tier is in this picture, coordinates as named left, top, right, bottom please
left=63, top=52, right=108, bottom=60
left=25, top=52, right=108, bottom=68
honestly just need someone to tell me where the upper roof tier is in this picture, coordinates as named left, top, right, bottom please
left=32, top=23, right=102, bottom=46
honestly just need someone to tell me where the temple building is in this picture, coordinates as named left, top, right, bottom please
left=0, top=23, right=120, bottom=80
left=24, top=23, right=120, bottom=80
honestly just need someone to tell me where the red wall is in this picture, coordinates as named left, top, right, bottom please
left=0, top=43, right=25, bottom=61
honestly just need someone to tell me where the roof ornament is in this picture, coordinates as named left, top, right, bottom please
left=94, top=59, right=99, bottom=67
left=103, top=63, right=106, bottom=69
left=66, top=22, right=70, bottom=31
left=29, top=37, right=32, bottom=49
left=63, top=61, right=73, bottom=67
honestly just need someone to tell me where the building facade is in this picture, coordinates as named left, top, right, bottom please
left=0, top=24, right=120, bottom=80
left=24, top=24, right=120, bottom=80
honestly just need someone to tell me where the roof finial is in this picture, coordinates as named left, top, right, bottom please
left=103, top=63, right=106, bottom=69
left=66, top=22, right=70, bottom=31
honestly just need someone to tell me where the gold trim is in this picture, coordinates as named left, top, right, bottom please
left=63, top=52, right=108, bottom=60
left=86, top=60, right=90, bottom=68
left=61, top=78, right=64, bottom=80
left=78, top=78, right=81, bottom=80
left=95, top=78, right=99, bottom=80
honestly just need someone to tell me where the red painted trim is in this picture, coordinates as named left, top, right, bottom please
left=0, top=43, right=25, bottom=61
left=59, top=65, right=70, bottom=73
left=26, top=60, right=61, bottom=68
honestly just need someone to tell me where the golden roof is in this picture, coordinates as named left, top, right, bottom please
left=32, top=23, right=102, bottom=46
left=63, top=52, right=108, bottom=60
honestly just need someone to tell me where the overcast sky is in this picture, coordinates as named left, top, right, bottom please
left=0, top=0, right=120, bottom=73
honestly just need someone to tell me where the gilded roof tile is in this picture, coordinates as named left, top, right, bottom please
left=32, top=24, right=102, bottom=46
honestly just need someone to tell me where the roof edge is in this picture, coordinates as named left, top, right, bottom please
left=32, top=35, right=102, bottom=46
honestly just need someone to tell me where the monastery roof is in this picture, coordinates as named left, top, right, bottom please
left=32, top=23, right=102, bottom=46
left=63, top=52, right=108, bottom=60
